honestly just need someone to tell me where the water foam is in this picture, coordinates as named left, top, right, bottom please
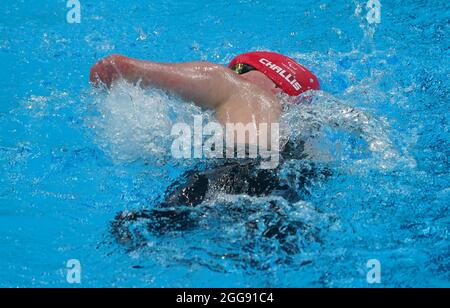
left=87, top=81, right=212, bottom=166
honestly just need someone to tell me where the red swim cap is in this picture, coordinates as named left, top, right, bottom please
left=229, top=51, right=320, bottom=96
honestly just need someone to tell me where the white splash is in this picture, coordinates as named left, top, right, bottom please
left=87, top=81, right=209, bottom=165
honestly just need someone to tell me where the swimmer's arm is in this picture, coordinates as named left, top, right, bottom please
left=90, top=54, right=235, bottom=109
left=325, top=105, right=394, bottom=152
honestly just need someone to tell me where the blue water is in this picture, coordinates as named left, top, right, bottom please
left=0, top=0, right=449, bottom=287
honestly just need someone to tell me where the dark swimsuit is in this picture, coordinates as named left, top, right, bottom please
left=111, top=140, right=332, bottom=253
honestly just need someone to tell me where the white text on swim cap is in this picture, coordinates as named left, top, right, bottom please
left=259, top=58, right=302, bottom=91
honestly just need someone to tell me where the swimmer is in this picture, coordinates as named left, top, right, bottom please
left=90, top=51, right=320, bottom=131
left=90, top=52, right=325, bottom=249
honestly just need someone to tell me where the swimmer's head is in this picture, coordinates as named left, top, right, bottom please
left=229, top=51, right=320, bottom=96
left=237, top=70, right=285, bottom=95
